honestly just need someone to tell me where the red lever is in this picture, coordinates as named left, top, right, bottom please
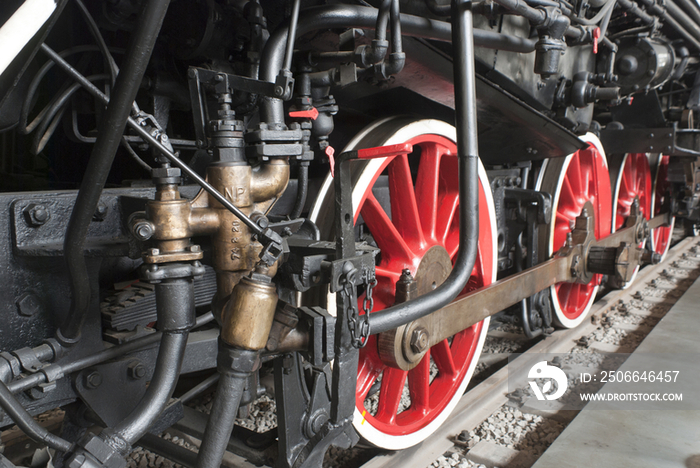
left=289, top=107, right=319, bottom=120
left=326, top=146, right=336, bottom=178
left=356, top=143, right=413, bottom=159
left=592, top=27, right=601, bottom=54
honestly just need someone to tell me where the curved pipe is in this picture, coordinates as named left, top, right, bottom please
left=250, top=159, right=290, bottom=202
left=107, top=331, right=189, bottom=447
left=0, top=381, right=73, bottom=452
left=260, top=4, right=536, bottom=123
left=104, top=278, right=195, bottom=450
left=58, top=0, right=171, bottom=345
left=370, top=0, right=479, bottom=335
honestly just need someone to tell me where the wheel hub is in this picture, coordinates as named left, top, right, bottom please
left=413, top=246, right=452, bottom=296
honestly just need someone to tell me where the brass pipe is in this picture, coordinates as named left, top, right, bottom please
left=251, top=159, right=290, bottom=202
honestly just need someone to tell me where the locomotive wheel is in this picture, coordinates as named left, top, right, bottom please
left=309, top=119, right=497, bottom=449
left=650, top=154, right=675, bottom=260
left=610, top=153, right=652, bottom=288
left=535, top=134, right=612, bottom=328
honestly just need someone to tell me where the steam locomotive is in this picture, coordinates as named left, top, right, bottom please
left=0, top=0, right=696, bottom=467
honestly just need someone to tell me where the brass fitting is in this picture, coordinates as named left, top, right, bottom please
left=221, top=265, right=279, bottom=350
left=130, top=158, right=288, bottom=342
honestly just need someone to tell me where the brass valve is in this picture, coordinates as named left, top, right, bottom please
left=129, top=158, right=289, bottom=325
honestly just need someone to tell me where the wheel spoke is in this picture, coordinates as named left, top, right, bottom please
left=361, top=193, right=415, bottom=263
left=376, top=367, right=408, bottom=423
left=436, top=193, right=459, bottom=245
left=415, top=142, right=442, bottom=242
left=408, top=351, right=431, bottom=413
left=431, top=339, right=457, bottom=378
left=375, top=265, right=402, bottom=282
left=561, top=176, right=576, bottom=206
left=357, top=349, right=383, bottom=400
left=389, top=155, right=426, bottom=250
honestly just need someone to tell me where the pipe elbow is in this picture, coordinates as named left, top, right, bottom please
left=251, top=159, right=290, bottom=203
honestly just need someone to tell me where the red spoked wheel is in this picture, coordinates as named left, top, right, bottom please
left=650, top=154, right=675, bottom=260
left=536, top=134, right=612, bottom=328
left=309, top=119, right=497, bottom=449
left=610, top=153, right=652, bottom=288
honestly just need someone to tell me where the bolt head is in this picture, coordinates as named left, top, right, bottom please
left=16, top=293, right=41, bottom=317
left=85, top=371, right=102, bottom=389
left=187, top=244, right=201, bottom=253
left=23, top=204, right=50, bottom=227
left=128, top=361, right=146, bottom=380
left=147, top=248, right=160, bottom=256
left=134, top=221, right=154, bottom=241
left=410, top=327, right=429, bottom=354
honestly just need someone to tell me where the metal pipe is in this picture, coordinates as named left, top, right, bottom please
left=615, top=0, right=656, bottom=24
left=0, top=381, right=73, bottom=452
left=673, top=0, right=700, bottom=26
left=179, top=373, right=220, bottom=405
left=6, top=312, right=213, bottom=395
left=665, top=0, right=700, bottom=45
left=661, top=10, right=700, bottom=51
left=194, top=370, right=249, bottom=468
left=389, top=0, right=403, bottom=54
left=377, top=0, right=392, bottom=40
left=109, top=332, right=189, bottom=446
left=369, top=0, right=480, bottom=335
left=282, top=0, right=302, bottom=72
left=260, top=4, right=536, bottom=124
left=491, top=0, right=547, bottom=23
left=290, top=163, right=309, bottom=219
left=58, top=0, right=171, bottom=346
left=105, top=278, right=195, bottom=449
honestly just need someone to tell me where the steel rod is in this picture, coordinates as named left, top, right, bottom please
left=57, top=0, right=170, bottom=346
left=0, top=382, right=73, bottom=452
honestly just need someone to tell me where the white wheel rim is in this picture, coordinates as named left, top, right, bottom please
left=535, top=133, right=607, bottom=328
left=308, top=118, right=497, bottom=449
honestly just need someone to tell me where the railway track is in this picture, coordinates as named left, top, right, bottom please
left=359, top=234, right=700, bottom=468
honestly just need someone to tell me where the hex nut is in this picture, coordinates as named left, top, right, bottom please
left=132, top=221, right=155, bottom=241
left=85, top=371, right=102, bottom=389
left=16, top=293, right=41, bottom=317
left=23, top=204, right=50, bottom=227
left=151, top=166, right=181, bottom=179
left=410, top=327, right=429, bottom=354
left=128, top=361, right=146, bottom=380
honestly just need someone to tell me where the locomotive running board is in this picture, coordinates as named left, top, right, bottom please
left=599, top=126, right=700, bottom=157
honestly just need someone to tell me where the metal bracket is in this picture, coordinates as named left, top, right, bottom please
left=599, top=126, right=700, bottom=157
left=274, top=354, right=358, bottom=468
left=11, top=188, right=156, bottom=257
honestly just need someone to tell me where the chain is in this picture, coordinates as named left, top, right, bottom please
left=343, top=273, right=375, bottom=348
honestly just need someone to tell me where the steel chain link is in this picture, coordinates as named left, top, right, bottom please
left=344, top=273, right=376, bottom=348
